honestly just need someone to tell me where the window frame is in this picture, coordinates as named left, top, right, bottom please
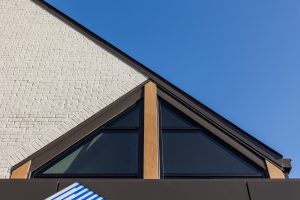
left=14, top=82, right=146, bottom=179
left=11, top=82, right=275, bottom=179
left=157, top=89, right=269, bottom=178
left=159, top=131, right=267, bottom=179
left=32, top=101, right=144, bottom=179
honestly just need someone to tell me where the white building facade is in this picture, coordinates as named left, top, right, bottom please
left=0, top=0, right=291, bottom=181
left=0, top=0, right=147, bottom=178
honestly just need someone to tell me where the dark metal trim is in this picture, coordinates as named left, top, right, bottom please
left=33, top=174, right=141, bottom=179
left=31, top=100, right=144, bottom=179
left=157, top=87, right=289, bottom=172
left=157, top=90, right=267, bottom=170
left=28, top=0, right=290, bottom=172
left=11, top=81, right=147, bottom=174
left=158, top=97, right=268, bottom=178
left=163, top=174, right=265, bottom=179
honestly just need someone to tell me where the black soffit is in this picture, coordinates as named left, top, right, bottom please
left=18, top=0, right=291, bottom=173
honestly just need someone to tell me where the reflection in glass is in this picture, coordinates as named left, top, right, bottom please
left=159, top=100, right=265, bottom=178
left=34, top=101, right=142, bottom=178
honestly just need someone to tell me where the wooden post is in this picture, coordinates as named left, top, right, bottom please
left=10, top=161, right=31, bottom=179
left=266, top=160, right=285, bottom=179
left=144, top=81, right=159, bottom=179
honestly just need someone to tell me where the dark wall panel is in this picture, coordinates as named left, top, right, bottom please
left=0, top=179, right=299, bottom=200
left=0, top=180, right=58, bottom=200
left=59, top=180, right=249, bottom=200
left=248, top=180, right=300, bottom=200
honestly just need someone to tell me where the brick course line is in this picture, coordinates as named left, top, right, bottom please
left=0, top=0, right=147, bottom=178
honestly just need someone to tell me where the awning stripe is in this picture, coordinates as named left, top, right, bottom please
left=45, top=183, right=105, bottom=200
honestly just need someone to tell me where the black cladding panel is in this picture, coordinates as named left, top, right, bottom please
left=58, top=179, right=249, bottom=200
left=0, top=180, right=58, bottom=200
left=247, top=179, right=300, bottom=200
left=1, top=179, right=300, bottom=200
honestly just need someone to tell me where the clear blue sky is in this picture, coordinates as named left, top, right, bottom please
left=45, top=0, right=300, bottom=177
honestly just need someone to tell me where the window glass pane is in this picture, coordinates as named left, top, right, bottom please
left=34, top=101, right=142, bottom=178
left=161, top=131, right=264, bottom=177
left=104, top=104, right=140, bottom=129
left=159, top=100, right=265, bottom=178
left=40, top=131, right=139, bottom=176
left=160, top=101, right=198, bottom=129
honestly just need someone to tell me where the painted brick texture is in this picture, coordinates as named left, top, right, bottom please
left=0, top=0, right=147, bottom=178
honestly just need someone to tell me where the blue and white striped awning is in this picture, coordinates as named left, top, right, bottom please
left=45, top=182, right=105, bottom=200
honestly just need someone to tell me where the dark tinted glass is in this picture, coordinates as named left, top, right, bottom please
left=160, top=101, right=198, bottom=129
left=105, top=105, right=140, bottom=129
left=34, top=102, right=142, bottom=178
left=162, top=131, right=264, bottom=177
left=159, top=100, right=265, bottom=178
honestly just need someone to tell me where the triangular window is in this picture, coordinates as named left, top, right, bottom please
left=159, top=99, right=266, bottom=178
left=14, top=82, right=273, bottom=179
left=33, top=100, right=143, bottom=178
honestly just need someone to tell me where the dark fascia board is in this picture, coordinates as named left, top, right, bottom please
left=30, top=0, right=290, bottom=172
left=11, top=81, right=147, bottom=174
left=13, top=81, right=268, bottom=176
left=157, top=89, right=266, bottom=171
left=157, top=87, right=291, bottom=173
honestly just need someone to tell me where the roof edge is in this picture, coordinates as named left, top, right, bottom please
left=31, top=0, right=290, bottom=172
left=11, top=80, right=148, bottom=173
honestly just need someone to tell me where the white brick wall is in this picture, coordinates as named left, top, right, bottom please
left=0, top=0, right=147, bottom=178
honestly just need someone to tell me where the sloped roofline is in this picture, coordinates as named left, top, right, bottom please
left=29, top=0, right=291, bottom=172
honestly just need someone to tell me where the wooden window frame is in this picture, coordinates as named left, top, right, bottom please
left=156, top=87, right=286, bottom=179
left=266, top=160, right=286, bottom=179
left=31, top=101, right=144, bottom=179
left=143, top=82, right=159, bottom=179
left=10, top=81, right=286, bottom=179
left=11, top=81, right=146, bottom=179
left=10, top=161, right=31, bottom=179
left=22, top=0, right=290, bottom=177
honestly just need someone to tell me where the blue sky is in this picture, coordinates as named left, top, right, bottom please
left=45, top=0, right=300, bottom=177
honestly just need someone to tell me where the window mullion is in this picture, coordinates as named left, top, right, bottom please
left=143, top=81, right=159, bottom=179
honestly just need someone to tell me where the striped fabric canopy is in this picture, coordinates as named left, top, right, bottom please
left=46, top=182, right=105, bottom=200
